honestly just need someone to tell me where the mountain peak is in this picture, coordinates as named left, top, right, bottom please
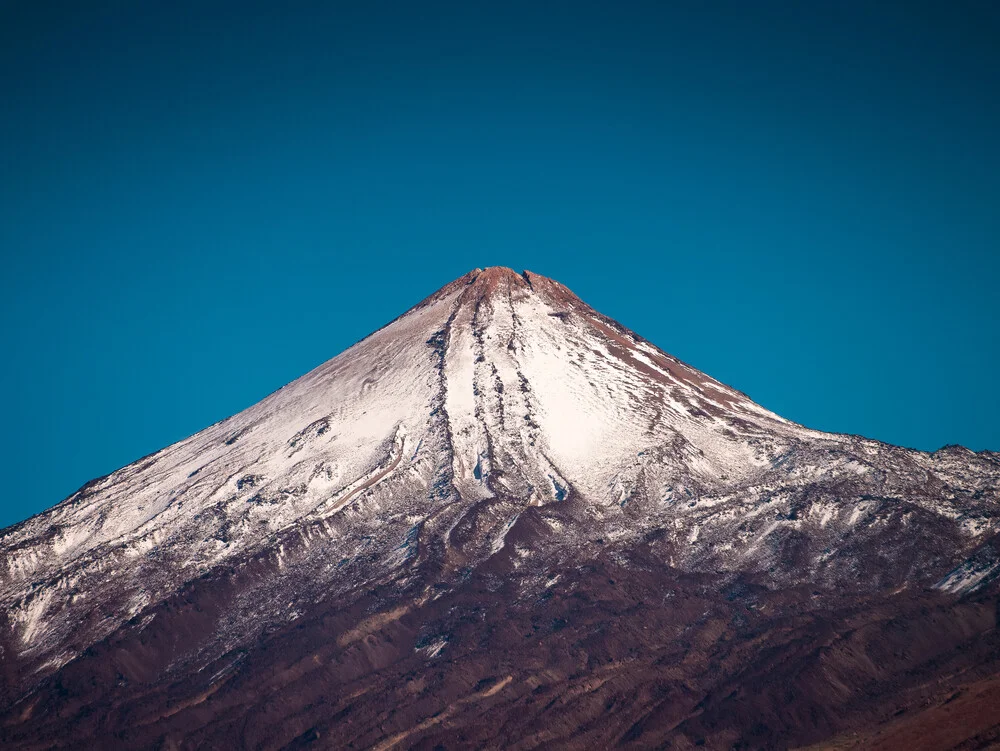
left=469, top=265, right=526, bottom=281
left=411, top=267, right=585, bottom=320
left=462, top=265, right=531, bottom=297
left=447, top=266, right=584, bottom=312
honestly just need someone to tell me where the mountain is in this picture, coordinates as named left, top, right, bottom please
left=1, top=266, right=999, bottom=750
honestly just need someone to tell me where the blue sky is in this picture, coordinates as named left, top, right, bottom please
left=1, top=1, right=998, bottom=527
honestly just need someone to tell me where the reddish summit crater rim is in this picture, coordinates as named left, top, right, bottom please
left=466, top=266, right=531, bottom=287
left=461, top=266, right=582, bottom=305
left=407, top=266, right=585, bottom=323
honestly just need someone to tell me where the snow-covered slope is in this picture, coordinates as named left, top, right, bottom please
left=1, top=267, right=998, bottom=746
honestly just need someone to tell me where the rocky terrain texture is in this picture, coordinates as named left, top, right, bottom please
left=1, top=266, right=998, bottom=749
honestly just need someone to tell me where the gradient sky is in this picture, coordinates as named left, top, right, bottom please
left=1, top=1, right=998, bottom=528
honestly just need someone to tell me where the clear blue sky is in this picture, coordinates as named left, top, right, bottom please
left=1, top=1, right=998, bottom=528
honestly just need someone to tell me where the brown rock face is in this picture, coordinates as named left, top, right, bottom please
left=1, top=268, right=999, bottom=749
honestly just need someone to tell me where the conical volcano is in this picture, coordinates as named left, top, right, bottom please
left=2, top=267, right=999, bottom=749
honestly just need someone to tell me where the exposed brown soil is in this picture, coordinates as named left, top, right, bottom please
left=798, top=676, right=1000, bottom=750
left=2, top=544, right=998, bottom=750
